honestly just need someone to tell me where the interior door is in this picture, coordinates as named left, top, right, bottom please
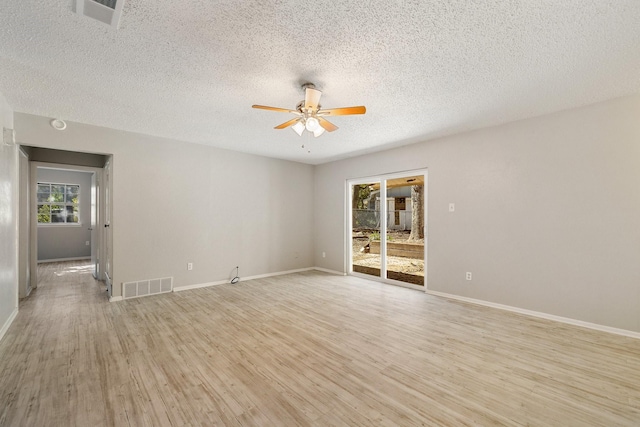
left=90, top=172, right=98, bottom=279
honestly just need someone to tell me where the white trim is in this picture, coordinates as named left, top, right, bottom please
left=109, top=295, right=123, bottom=302
left=0, top=307, right=18, bottom=343
left=343, top=180, right=349, bottom=274
left=425, top=289, right=640, bottom=340
left=242, top=267, right=314, bottom=281
left=313, top=267, right=346, bottom=276
left=18, top=148, right=30, bottom=300
left=173, top=279, right=228, bottom=292
left=13, top=142, right=20, bottom=311
left=38, top=256, right=91, bottom=263
left=173, top=267, right=328, bottom=292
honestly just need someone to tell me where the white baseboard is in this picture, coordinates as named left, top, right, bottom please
left=38, top=256, right=91, bottom=263
left=173, top=267, right=330, bottom=293
left=242, top=267, right=314, bottom=281
left=173, top=279, right=228, bottom=292
left=109, top=295, right=123, bottom=302
left=313, top=267, right=347, bottom=276
left=0, top=307, right=19, bottom=343
left=425, top=289, right=640, bottom=340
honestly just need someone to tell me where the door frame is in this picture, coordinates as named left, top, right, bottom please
left=103, top=156, right=113, bottom=298
left=18, top=148, right=31, bottom=298
left=346, top=168, right=428, bottom=291
left=29, top=161, right=105, bottom=289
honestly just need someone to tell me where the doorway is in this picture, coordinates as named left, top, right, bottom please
left=31, top=163, right=103, bottom=289
left=19, top=147, right=111, bottom=298
left=348, top=170, right=427, bottom=290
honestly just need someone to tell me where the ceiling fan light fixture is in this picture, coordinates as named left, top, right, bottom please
left=252, top=83, right=366, bottom=141
left=292, top=120, right=305, bottom=136
left=305, top=116, right=320, bottom=132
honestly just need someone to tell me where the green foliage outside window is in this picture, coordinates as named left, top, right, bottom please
left=37, top=204, right=51, bottom=223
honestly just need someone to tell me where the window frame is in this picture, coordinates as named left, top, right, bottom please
left=37, top=182, right=81, bottom=226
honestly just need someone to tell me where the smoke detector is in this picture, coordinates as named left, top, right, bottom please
left=50, top=119, right=67, bottom=131
left=75, top=0, right=125, bottom=28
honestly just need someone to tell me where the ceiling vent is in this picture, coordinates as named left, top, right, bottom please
left=75, top=0, right=125, bottom=28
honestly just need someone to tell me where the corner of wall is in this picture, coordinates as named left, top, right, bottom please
left=0, top=90, right=19, bottom=343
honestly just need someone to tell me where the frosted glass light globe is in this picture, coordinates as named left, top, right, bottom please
left=305, top=117, right=320, bottom=132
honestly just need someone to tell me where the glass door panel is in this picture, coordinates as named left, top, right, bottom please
left=385, top=175, right=425, bottom=286
left=351, top=182, right=381, bottom=278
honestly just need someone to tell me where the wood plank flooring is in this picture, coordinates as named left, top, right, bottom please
left=1, top=260, right=639, bottom=426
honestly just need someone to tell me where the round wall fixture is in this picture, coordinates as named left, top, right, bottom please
left=50, top=119, right=67, bottom=130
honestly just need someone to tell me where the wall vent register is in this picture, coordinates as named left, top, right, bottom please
left=93, top=0, right=117, bottom=9
left=123, top=277, right=173, bottom=299
left=75, top=0, right=125, bottom=27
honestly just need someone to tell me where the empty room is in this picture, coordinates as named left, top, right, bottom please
left=1, top=1, right=639, bottom=425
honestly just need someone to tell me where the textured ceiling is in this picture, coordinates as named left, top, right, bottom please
left=1, top=1, right=639, bottom=164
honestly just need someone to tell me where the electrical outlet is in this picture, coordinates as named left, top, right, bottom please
left=187, top=263, right=193, bottom=271
left=466, top=272, right=472, bottom=281
left=85, top=241, right=90, bottom=246
left=449, top=203, right=455, bottom=212
left=322, top=252, right=326, bottom=258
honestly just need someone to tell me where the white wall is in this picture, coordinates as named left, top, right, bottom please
left=14, top=113, right=315, bottom=297
left=0, top=91, right=18, bottom=341
left=314, top=94, right=640, bottom=333
left=36, top=168, right=92, bottom=261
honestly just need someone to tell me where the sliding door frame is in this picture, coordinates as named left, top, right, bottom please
left=346, top=168, right=428, bottom=291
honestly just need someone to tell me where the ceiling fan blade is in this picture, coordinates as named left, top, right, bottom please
left=317, top=106, right=366, bottom=116
left=274, top=118, right=301, bottom=129
left=318, top=117, right=338, bottom=132
left=304, top=88, right=322, bottom=111
left=252, top=105, right=300, bottom=114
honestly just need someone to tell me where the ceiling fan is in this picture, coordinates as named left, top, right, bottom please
left=252, top=83, right=366, bottom=137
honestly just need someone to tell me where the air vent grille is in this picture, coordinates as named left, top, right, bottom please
left=122, top=277, right=173, bottom=299
left=75, top=0, right=125, bottom=28
left=94, top=0, right=116, bottom=10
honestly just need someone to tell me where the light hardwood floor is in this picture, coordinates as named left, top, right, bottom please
left=1, top=261, right=639, bottom=426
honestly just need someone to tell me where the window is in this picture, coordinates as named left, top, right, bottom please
left=37, top=182, right=80, bottom=224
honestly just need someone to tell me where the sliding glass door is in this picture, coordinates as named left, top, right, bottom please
left=349, top=170, right=426, bottom=289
